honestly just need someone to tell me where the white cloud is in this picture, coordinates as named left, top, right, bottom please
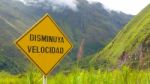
left=87, top=0, right=150, bottom=15
left=50, top=0, right=78, bottom=11
left=15, top=0, right=150, bottom=14
left=16, top=0, right=78, bottom=11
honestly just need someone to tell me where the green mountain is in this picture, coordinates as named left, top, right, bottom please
left=91, top=4, right=150, bottom=69
left=0, top=0, right=132, bottom=73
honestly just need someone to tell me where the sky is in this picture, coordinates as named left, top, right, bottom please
left=17, top=0, right=150, bottom=15
left=88, top=0, right=150, bottom=15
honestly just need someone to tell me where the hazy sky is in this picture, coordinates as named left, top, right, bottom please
left=88, top=0, right=150, bottom=15
left=18, top=0, right=150, bottom=15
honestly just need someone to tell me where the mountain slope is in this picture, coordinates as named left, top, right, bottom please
left=91, top=4, right=150, bottom=69
left=0, top=0, right=132, bottom=56
left=0, top=0, right=132, bottom=73
left=27, top=0, right=132, bottom=57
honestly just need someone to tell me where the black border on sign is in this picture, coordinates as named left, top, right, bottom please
left=14, top=13, right=73, bottom=76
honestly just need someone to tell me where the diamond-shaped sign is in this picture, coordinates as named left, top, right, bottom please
left=15, top=14, right=73, bottom=75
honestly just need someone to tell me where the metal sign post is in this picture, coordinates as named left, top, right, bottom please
left=43, top=75, right=47, bottom=84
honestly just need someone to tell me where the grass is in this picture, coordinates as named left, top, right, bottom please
left=0, top=66, right=150, bottom=84
left=91, top=4, right=150, bottom=66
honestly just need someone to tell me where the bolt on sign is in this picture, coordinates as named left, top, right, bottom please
left=15, top=14, right=73, bottom=75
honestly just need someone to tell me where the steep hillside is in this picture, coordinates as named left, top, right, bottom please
left=91, top=4, right=150, bottom=69
left=0, top=0, right=132, bottom=73
left=0, top=0, right=132, bottom=55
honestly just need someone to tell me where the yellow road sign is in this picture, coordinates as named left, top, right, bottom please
left=15, top=14, right=73, bottom=75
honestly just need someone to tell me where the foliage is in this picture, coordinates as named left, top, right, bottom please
left=0, top=67, right=150, bottom=84
left=91, top=4, right=150, bottom=69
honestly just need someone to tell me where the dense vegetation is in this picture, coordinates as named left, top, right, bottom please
left=0, top=66, right=150, bottom=84
left=91, top=4, right=150, bottom=69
